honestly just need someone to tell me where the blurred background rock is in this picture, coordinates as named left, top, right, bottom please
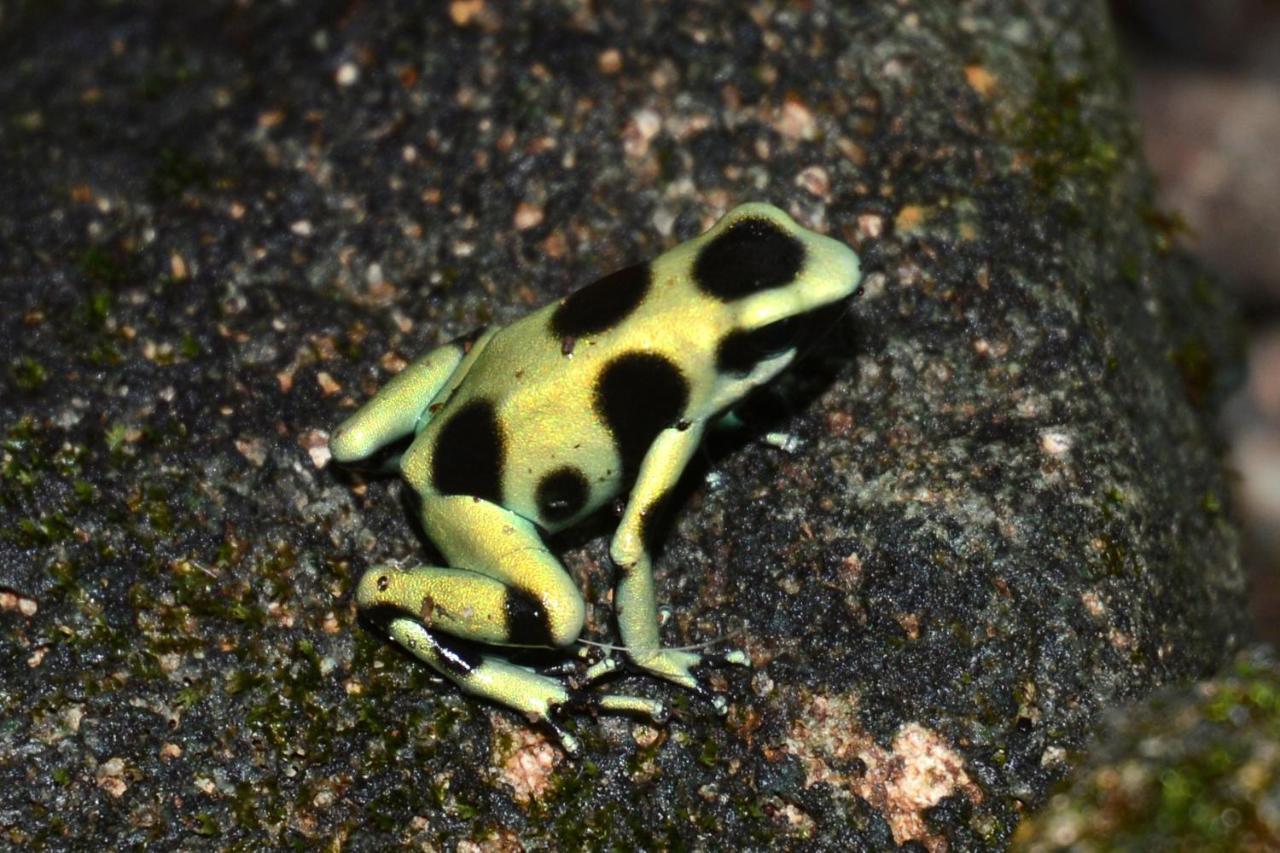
left=1117, top=0, right=1280, bottom=641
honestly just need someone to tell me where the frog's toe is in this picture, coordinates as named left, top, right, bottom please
left=632, top=648, right=703, bottom=691
left=703, top=648, right=750, bottom=669
left=560, top=688, right=668, bottom=723
left=581, top=654, right=624, bottom=684
left=543, top=717, right=583, bottom=757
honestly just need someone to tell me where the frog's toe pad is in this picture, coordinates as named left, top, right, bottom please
left=704, top=648, right=750, bottom=668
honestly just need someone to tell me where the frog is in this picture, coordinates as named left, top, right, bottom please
left=330, top=202, right=861, bottom=754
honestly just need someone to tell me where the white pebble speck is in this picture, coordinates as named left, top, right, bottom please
left=335, top=62, right=359, bottom=87
left=1040, top=430, right=1072, bottom=455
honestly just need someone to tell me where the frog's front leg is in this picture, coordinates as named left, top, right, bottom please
left=357, top=494, right=666, bottom=753
left=330, top=334, right=485, bottom=464
left=609, top=424, right=746, bottom=706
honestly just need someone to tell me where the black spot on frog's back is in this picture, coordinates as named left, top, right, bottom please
left=536, top=466, right=590, bottom=526
left=693, top=217, right=806, bottom=300
left=595, top=353, right=689, bottom=480
left=550, top=262, right=651, bottom=339
left=431, top=399, right=505, bottom=503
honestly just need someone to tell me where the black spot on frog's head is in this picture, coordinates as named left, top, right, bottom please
left=595, top=352, right=689, bottom=481
left=693, top=217, right=806, bottom=301
left=715, top=315, right=808, bottom=375
left=430, top=398, right=505, bottom=503
left=715, top=300, right=849, bottom=377
left=550, top=262, right=651, bottom=339
left=536, top=466, right=590, bottom=526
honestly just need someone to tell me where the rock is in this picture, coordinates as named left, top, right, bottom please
left=0, top=1, right=1245, bottom=847
left=1015, top=646, right=1280, bottom=850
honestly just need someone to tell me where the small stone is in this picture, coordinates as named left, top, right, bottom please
left=514, top=201, right=544, bottom=231
left=335, top=62, right=359, bottom=87
left=597, top=48, right=623, bottom=75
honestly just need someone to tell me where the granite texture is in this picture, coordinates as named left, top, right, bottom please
left=0, top=1, right=1246, bottom=848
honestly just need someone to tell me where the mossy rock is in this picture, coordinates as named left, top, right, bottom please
left=0, top=1, right=1244, bottom=847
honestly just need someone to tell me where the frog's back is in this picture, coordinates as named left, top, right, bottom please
left=403, top=258, right=728, bottom=531
left=400, top=202, right=860, bottom=531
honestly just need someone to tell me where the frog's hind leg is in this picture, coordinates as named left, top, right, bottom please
left=358, top=493, right=666, bottom=751
left=381, top=617, right=668, bottom=755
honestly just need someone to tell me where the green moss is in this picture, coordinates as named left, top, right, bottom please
left=698, top=735, right=721, bottom=767
left=1171, top=338, right=1214, bottom=408
left=1119, top=253, right=1142, bottom=285
left=78, top=249, right=134, bottom=288
left=105, top=423, right=129, bottom=453
left=178, top=332, right=202, bottom=359
left=1016, top=649, right=1280, bottom=849
left=1190, top=274, right=1219, bottom=308
left=10, top=513, right=74, bottom=547
left=192, top=813, right=220, bottom=837
left=148, top=146, right=211, bottom=201
left=1138, top=204, right=1192, bottom=255
left=86, top=341, right=124, bottom=366
left=9, top=356, right=46, bottom=391
left=1, top=417, right=41, bottom=497
left=998, top=53, right=1133, bottom=227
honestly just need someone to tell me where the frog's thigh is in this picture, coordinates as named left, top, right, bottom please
left=417, top=493, right=586, bottom=648
left=609, top=426, right=706, bottom=688
left=329, top=341, right=468, bottom=463
left=357, top=564, right=548, bottom=647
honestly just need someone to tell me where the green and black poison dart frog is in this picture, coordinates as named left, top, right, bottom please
left=331, top=203, right=861, bottom=753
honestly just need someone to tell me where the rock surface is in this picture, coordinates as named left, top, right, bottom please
left=1014, top=646, right=1280, bottom=851
left=0, top=1, right=1246, bottom=848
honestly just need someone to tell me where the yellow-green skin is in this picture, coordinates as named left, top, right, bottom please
left=330, top=203, right=861, bottom=753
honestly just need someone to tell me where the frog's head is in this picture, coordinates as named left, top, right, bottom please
left=693, top=202, right=862, bottom=376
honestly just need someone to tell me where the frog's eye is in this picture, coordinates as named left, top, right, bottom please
left=693, top=217, right=806, bottom=301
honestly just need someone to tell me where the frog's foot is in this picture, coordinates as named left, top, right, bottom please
left=543, top=687, right=667, bottom=755
left=630, top=647, right=748, bottom=715
left=386, top=616, right=667, bottom=756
